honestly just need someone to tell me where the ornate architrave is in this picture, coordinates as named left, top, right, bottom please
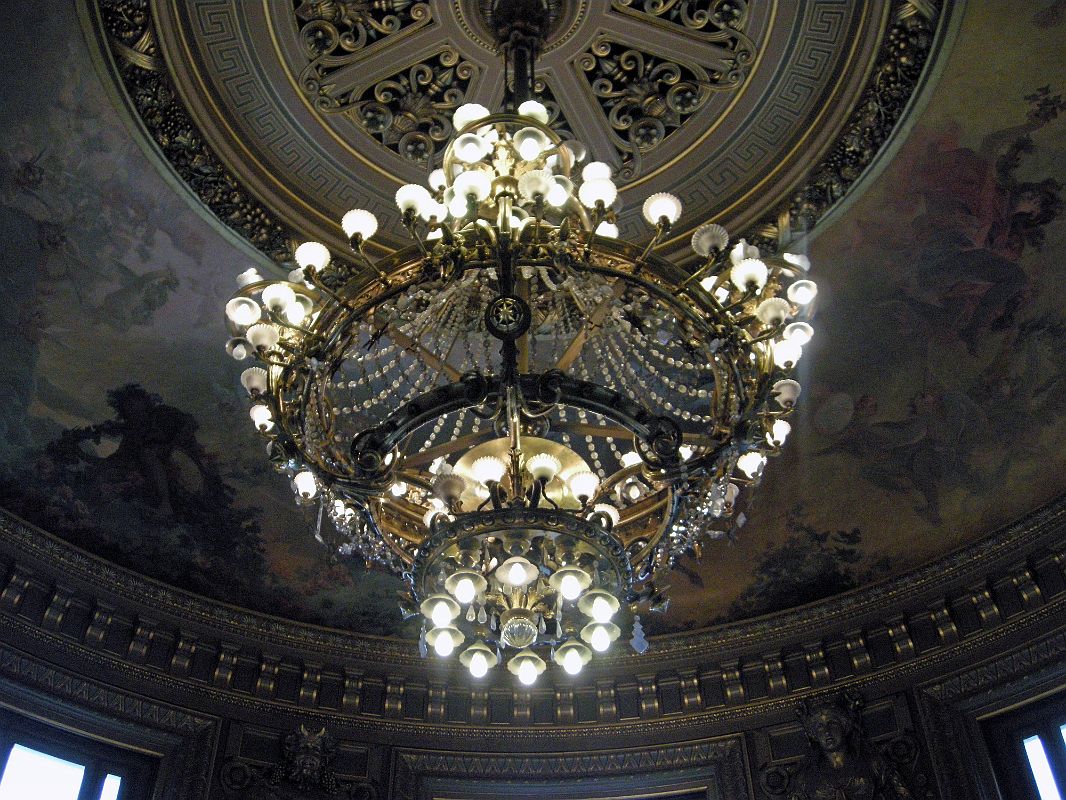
left=83, top=1, right=954, bottom=260
left=0, top=494, right=1063, bottom=741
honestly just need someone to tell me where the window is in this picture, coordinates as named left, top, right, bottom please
left=985, top=690, right=1066, bottom=800
left=0, top=710, right=154, bottom=800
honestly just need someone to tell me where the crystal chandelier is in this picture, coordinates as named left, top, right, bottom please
left=223, top=0, right=816, bottom=682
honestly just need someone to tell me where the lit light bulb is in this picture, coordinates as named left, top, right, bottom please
left=784, top=322, right=814, bottom=346
left=517, top=659, right=538, bottom=685
left=390, top=481, right=407, bottom=497
left=595, top=221, right=619, bottom=238
left=261, top=283, right=296, bottom=313
left=582, top=161, right=612, bottom=181
left=590, top=625, right=611, bottom=652
left=294, top=241, right=330, bottom=270
left=431, top=600, right=452, bottom=629
left=341, top=209, right=378, bottom=240
left=590, top=596, right=614, bottom=623
left=620, top=451, right=642, bottom=468
left=559, top=573, right=582, bottom=601
left=787, top=280, right=818, bottom=305
left=468, top=650, right=488, bottom=678
left=225, top=297, right=261, bottom=327
left=772, top=339, right=803, bottom=368
left=768, top=420, right=792, bottom=447
left=284, top=299, right=307, bottom=325
left=509, top=562, right=527, bottom=586
left=737, top=451, right=767, bottom=478
left=454, top=577, right=476, bottom=605
left=563, top=648, right=584, bottom=675
left=293, top=470, right=317, bottom=499
left=433, top=629, right=454, bottom=657
left=249, top=404, right=273, bottom=432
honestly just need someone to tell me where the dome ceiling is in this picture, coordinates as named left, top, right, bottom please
left=0, top=0, right=1063, bottom=646
left=144, top=0, right=893, bottom=256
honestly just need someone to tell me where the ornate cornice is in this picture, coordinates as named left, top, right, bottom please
left=1, top=496, right=1064, bottom=736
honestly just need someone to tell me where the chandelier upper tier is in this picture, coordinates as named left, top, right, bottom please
left=223, top=0, right=816, bottom=682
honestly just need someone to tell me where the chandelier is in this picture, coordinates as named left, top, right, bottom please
left=223, top=0, right=816, bottom=682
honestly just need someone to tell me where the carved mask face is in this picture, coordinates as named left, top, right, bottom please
left=806, top=708, right=850, bottom=751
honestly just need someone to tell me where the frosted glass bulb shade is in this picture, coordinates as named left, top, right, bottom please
left=578, top=179, right=617, bottom=208
left=246, top=323, right=280, bottom=349
left=498, top=557, right=536, bottom=587
left=590, top=503, right=620, bottom=527
left=342, top=209, right=378, bottom=240
left=293, top=470, right=318, bottom=498
left=579, top=589, right=620, bottom=622
left=390, top=481, right=407, bottom=497
left=448, top=193, right=471, bottom=219
left=453, top=170, right=491, bottom=201
left=550, top=566, right=591, bottom=600
left=452, top=103, right=490, bottom=131
left=595, top=221, right=619, bottom=238
left=756, top=298, right=792, bottom=326
left=730, top=258, right=769, bottom=291
left=514, top=127, right=549, bottom=161
left=620, top=451, right=642, bottom=468
left=582, top=161, right=612, bottom=181
left=261, top=283, right=296, bottom=313
left=561, top=139, right=587, bottom=163
left=294, top=241, right=330, bottom=270
left=235, top=268, right=262, bottom=287
left=787, top=279, right=818, bottom=305
left=283, top=298, right=307, bottom=325
left=767, top=419, right=792, bottom=447
left=691, top=222, right=730, bottom=257
left=226, top=338, right=250, bottom=361
left=226, top=297, right=261, bottom=327
left=468, top=650, right=488, bottom=677
left=783, top=252, right=812, bottom=271
left=784, top=322, right=814, bottom=345
left=433, top=629, right=454, bottom=657
left=507, top=650, right=545, bottom=683
left=518, top=169, right=553, bottom=200
left=737, top=451, right=767, bottom=478
left=249, top=404, right=273, bottom=431
left=240, top=367, right=268, bottom=394
left=773, top=379, right=802, bottom=408
left=642, top=192, right=682, bottom=224
left=471, top=455, right=506, bottom=484
left=428, top=168, right=448, bottom=191
left=724, top=483, right=740, bottom=506
left=525, top=452, right=561, bottom=482
left=517, top=659, right=537, bottom=685
left=563, top=648, right=584, bottom=674
left=396, top=184, right=432, bottom=215
left=419, top=201, right=448, bottom=222
left=547, top=176, right=573, bottom=207
left=773, top=339, right=803, bottom=368
left=567, top=470, right=600, bottom=502
left=517, top=100, right=549, bottom=123
left=454, top=133, right=489, bottom=163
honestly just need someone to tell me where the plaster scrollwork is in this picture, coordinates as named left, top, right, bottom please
left=577, top=39, right=716, bottom=178
left=611, top=0, right=756, bottom=58
left=344, top=48, right=478, bottom=164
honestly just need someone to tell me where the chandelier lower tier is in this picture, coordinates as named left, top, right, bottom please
left=222, top=0, right=816, bottom=682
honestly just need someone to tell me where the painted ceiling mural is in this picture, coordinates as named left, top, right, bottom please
left=0, top=1, right=1061, bottom=640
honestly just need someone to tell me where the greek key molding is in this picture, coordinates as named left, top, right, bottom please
left=82, top=0, right=952, bottom=263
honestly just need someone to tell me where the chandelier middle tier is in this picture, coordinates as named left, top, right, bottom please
left=223, top=0, right=816, bottom=681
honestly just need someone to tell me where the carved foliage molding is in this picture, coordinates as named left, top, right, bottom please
left=610, top=0, right=756, bottom=62
left=577, top=38, right=714, bottom=175
left=349, top=48, right=478, bottom=164
left=96, top=0, right=293, bottom=262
